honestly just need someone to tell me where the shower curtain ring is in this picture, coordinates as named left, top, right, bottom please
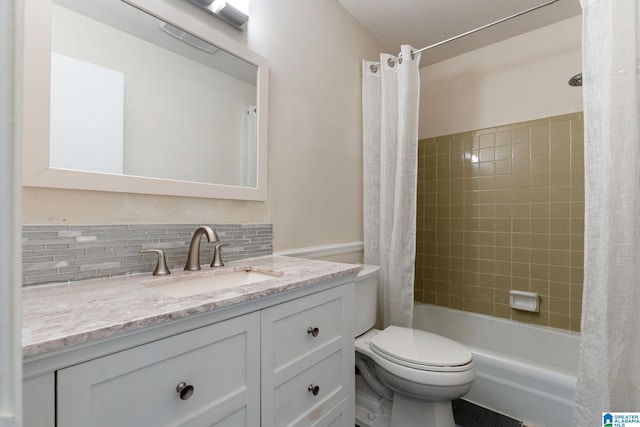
left=370, top=64, right=378, bottom=73
left=387, top=57, right=395, bottom=67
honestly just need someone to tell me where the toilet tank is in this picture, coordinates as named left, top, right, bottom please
left=355, top=264, right=379, bottom=337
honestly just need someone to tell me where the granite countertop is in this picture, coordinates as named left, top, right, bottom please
left=22, top=255, right=361, bottom=358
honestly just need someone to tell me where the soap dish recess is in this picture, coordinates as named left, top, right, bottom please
left=509, top=290, right=539, bottom=312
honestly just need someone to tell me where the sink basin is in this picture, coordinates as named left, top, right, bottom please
left=143, top=269, right=281, bottom=298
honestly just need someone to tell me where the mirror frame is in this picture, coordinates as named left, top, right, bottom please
left=23, top=0, right=269, bottom=200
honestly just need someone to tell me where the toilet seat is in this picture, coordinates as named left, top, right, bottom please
left=369, top=326, right=472, bottom=373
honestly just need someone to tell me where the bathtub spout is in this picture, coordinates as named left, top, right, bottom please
left=356, top=355, right=394, bottom=400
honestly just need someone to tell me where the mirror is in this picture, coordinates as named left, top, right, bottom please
left=23, top=0, right=268, bottom=200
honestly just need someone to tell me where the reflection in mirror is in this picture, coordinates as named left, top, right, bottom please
left=50, top=0, right=258, bottom=187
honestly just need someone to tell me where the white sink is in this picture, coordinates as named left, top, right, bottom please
left=144, top=269, right=281, bottom=298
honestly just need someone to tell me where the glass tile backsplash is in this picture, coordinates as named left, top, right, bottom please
left=416, top=113, right=584, bottom=332
left=22, top=223, right=273, bottom=286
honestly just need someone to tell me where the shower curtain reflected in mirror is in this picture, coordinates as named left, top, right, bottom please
left=241, top=105, right=257, bottom=187
left=362, top=45, right=421, bottom=328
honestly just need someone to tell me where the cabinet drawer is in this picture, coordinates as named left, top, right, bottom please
left=273, top=349, right=346, bottom=427
left=57, top=312, right=260, bottom=427
left=263, top=286, right=344, bottom=376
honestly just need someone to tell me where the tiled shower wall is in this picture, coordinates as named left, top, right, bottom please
left=415, top=113, right=584, bottom=332
left=23, top=223, right=272, bottom=286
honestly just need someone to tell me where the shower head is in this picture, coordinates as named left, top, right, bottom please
left=568, top=73, right=583, bottom=87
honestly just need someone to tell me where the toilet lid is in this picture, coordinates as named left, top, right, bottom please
left=369, top=326, right=472, bottom=370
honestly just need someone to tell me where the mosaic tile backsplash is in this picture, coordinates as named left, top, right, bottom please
left=416, top=113, right=584, bottom=332
left=22, top=224, right=273, bottom=286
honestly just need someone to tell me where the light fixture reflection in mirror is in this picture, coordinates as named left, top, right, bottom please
left=22, top=0, right=268, bottom=200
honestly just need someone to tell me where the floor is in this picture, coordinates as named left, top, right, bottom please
left=453, top=399, right=523, bottom=427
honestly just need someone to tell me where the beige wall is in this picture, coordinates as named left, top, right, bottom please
left=23, top=6, right=582, bottom=258
left=419, top=16, right=583, bottom=139
left=22, top=0, right=383, bottom=254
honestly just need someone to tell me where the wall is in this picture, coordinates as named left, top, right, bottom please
left=416, top=16, right=584, bottom=331
left=416, top=113, right=584, bottom=332
left=22, top=0, right=383, bottom=257
left=419, top=16, right=583, bottom=139
left=22, top=224, right=272, bottom=285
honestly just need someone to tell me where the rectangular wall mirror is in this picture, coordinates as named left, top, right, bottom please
left=23, top=0, right=269, bottom=200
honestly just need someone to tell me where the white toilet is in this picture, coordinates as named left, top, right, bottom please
left=354, top=265, right=475, bottom=427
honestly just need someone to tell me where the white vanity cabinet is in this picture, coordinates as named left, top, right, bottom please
left=261, top=285, right=355, bottom=426
left=23, top=276, right=355, bottom=427
left=57, top=312, right=261, bottom=426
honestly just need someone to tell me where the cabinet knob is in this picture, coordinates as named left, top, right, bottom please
left=176, top=382, right=194, bottom=400
left=307, top=326, right=319, bottom=337
left=308, top=384, right=320, bottom=396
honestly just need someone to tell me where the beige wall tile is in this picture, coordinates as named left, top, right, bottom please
left=550, top=313, right=571, bottom=330
left=531, top=139, right=550, bottom=156
left=415, top=114, right=584, bottom=332
left=550, top=137, right=571, bottom=154
left=530, top=249, right=549, bottom=264
left=531, top=171, right=550, bottom=187
left=550, top=281, right=571, bottom=298
left=530, top=279, right=549, bottom=296
left=531, top=155, right=550, bottom=172
left=530, top=124, right=550, bottom=141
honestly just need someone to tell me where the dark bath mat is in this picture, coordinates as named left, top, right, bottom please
left=453, top=399, right=523, bottom=427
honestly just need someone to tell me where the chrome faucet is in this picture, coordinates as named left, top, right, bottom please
left=184, top=226, right=219, bottom=271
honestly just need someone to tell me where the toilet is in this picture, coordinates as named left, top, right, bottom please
left=354, top=265, right=475, bottom=427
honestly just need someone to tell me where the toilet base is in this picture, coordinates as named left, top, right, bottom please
left=390, top=393, right=455, bottom=427
left=355, top=372, right=391, bottom=427
left=355, top=401, right=390, bottom=427
left=355, top=372, right=456, bottom=427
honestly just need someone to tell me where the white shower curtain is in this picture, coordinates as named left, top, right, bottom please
left=363, top=45, right=421, bottom=328
left=573, top=0, right=640, bottom=424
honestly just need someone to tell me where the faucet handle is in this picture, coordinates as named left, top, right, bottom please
left=141, top=249, right=171, bottom=276
left=211, top=243, right=229, bottom=268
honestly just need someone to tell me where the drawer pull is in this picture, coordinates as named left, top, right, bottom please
left=176, top=382, right=194, bottom=400
left=307, top=326, right=319, bottom=337
left=308, top=384, right=320, bottom=396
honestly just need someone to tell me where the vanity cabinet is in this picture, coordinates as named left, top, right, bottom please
left=57, top=312, right=261, bottom=426
left=261, top=285, right=354, bottom=427
left=24, top=279, right=355, bottom=427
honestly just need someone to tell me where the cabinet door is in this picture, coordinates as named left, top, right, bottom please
left=261, top=284, right=355, bottom=427
left=23, top=373, right=55, bottom=427
left=57, top=312, right=260, bottom=427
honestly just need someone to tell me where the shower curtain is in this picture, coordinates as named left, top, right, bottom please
left=363, top=45, right=421, bottom=328
left=573, top=0, right=640, bottom=424
left=241, top=105, right=257, bottom=187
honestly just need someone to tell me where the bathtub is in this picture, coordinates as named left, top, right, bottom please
left=412, top=303, right=580, bottom=427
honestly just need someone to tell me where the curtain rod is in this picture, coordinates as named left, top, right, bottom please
left=387, top=0, right=560, bottom=64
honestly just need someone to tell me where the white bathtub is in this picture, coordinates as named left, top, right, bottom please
left=412, top=303, right=580, bottom=427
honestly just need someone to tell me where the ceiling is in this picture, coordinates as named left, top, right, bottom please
left=338, top=0, right=582, bottom=66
